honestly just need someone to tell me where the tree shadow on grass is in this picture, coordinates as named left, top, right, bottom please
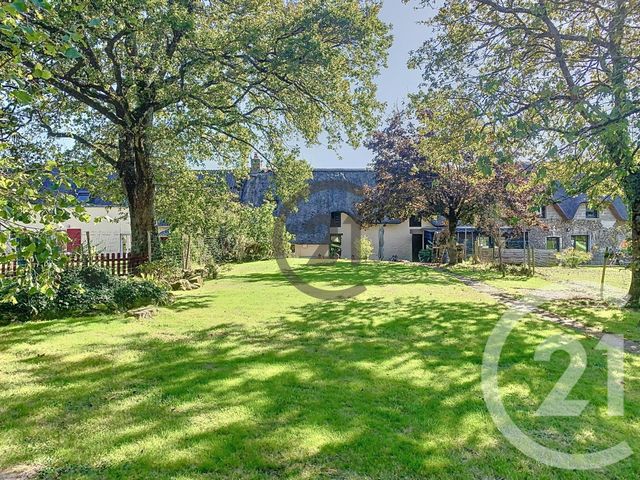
left=229, top=260, right=453, bottom=288
left=3, top=290, right=638, bottom=479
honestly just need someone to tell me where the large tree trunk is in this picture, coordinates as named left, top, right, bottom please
left=624, top=172, right=640, bottom=307
left=118, top=130, right=158, bottom=259
left=446, top=216, right=458, bottom=265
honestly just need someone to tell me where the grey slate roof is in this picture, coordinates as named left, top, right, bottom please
left=551, top=185, right=628, bottom=221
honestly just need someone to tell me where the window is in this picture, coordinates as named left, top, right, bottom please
left=586, top=206, right=599, bottom=218
left=330, top=211, right=341, bottom=228
left=329, top=234, right=342, bottom=258
left=538, top=206, right=547, bottom=219
left=546, top=236, right=560, bottom=251
left=505, top=232, right=528, bottom=249
left=478, top=236, right=490, bottom=248
left=572, top=235, right=589, bottom=252
left=409, top=215, right=421, bottom=227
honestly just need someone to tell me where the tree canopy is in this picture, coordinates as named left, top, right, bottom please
left=359, top=97, right=540, bottom=264
left=413, top=0, right=640, bottom=302
left=4, top=0, right=391, bottom=255
left=1, top=0, right=89, bottom=304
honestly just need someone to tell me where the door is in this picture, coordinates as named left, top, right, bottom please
left=330, top=234, right=342, bottom=258
left=66, top=228, right=82, bottom=252
left=412, top=234, right=423, bottom=262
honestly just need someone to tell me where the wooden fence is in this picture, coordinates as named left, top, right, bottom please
left=0, top=252, right=147, bottom=278
left=478, top=247, right=559, bottom=267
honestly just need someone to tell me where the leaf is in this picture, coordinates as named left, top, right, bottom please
left=33, top=64, right=52, bottom=79
left=10, top=0, right=27, bottom=12
left=64, top=47, right=81, bottom=59
left=477, top=155, right=492, bottom=176
left=11, top=89, right=32, bottom=104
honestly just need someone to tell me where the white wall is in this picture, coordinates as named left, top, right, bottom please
left=21, top=206, right=132, bottom=254
left=297, top=217, right=414, bottom=261
left=379, top=220, right=413, bottom=260
left=294, top=244, right=329, bottom=258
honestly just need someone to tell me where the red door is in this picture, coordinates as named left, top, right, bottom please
left=66, top=228, right=82, bottom=252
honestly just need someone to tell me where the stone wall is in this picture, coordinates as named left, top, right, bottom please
left=528, top=204, right=628, bottom=264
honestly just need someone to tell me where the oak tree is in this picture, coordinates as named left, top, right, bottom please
left=5, top=0, right=391, bottom=257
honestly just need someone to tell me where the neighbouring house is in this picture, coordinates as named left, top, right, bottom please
left=233, top=165, right=629, bottom=263
left=15, top=186, right=168, bottom=255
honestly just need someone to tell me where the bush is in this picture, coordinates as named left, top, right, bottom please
left=137, top=259, right=183, bottom=285
left=0, top=289, right=50, bottom=323
left=113, top=278, right=171, bottom=310
left=0, top=265, right=171, bottom=322
left=418, top=248, right=432, bottom=263
left=77, top=264, right=118, bottom=289
left=354, top=237, right=374, bottom=261
left=556, top=248, right=593, bottom=268
left=205, top=262, right=220, bottom=280
left=54, top=267, right=117, bottom=313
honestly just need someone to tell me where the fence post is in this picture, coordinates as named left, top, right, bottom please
left=85, top=231, right=93, bottom=265
left=600, top=247, right=610, bottom=299
left=531, top=247, right=536, bottom=275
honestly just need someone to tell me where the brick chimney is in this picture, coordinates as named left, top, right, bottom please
left=250, top=153, right=261, bottom=173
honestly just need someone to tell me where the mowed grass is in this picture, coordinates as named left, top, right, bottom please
left=451, top=264, right=640, bottom=342
left=1, top=260, right=640, bottom=479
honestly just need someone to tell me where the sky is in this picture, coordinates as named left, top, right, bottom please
left=298, top=0, right=433, bottom=169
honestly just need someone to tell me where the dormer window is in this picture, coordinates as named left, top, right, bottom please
left=76, top=189, right=90, bottom=203
left=409, top=215, right=421, bottom=227
left=538, top=206, right=547, bottom=219
left=586, top=207, right=599, bottom=219
left=330, top=211, right=341, bottom=228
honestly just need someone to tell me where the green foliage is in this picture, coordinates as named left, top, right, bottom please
left=6, top=0, right=390, bottom=256
left=197, top=200, right=293, bottom=264
left=137, top=259, right=184, bottom=286
left=556, top=248, right=593, bottom=268
left=1, top=1, right=91, bottom=302
left=0, top=157, right=89, bottom=303
left=0, top=266, right=170, bottom=321
left=418, top=248, right=433, bottom=263
left=112, top=278, right=171, bottom=311
left=204, top=262, right=220, bottom=280
left=354, top=237, right=374, bottom=261
left=415, top=0, right=640, bottom=299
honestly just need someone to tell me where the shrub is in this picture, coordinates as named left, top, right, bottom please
left=113, top=278, right=171, bottom=310
left=354, top=237, right=374, bottom=261
left=137, top=259, right=183, bottom=285
left=0, top=265, right=171, bottom=322
left=556, top=248, right=593, bottom=268
left=418, top=248, right=432, bottom=263
left=77, top=264, right=118, bottom=289
left=205, top=262, right=220, bottom=280
left=54, top=267, right=117, bottom=313
left=0, top=289, right=51, bottom=323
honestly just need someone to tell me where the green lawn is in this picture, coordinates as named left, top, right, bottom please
left=451, top=264, right=640, bottom=342
left=1, top=260, right=640, bottom=479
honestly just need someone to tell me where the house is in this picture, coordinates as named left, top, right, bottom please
left=528, top=186, right=628, bottom=263
left=237, top=166, right=629, bottom=263
left=34, top=164, right=627, bottom=262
